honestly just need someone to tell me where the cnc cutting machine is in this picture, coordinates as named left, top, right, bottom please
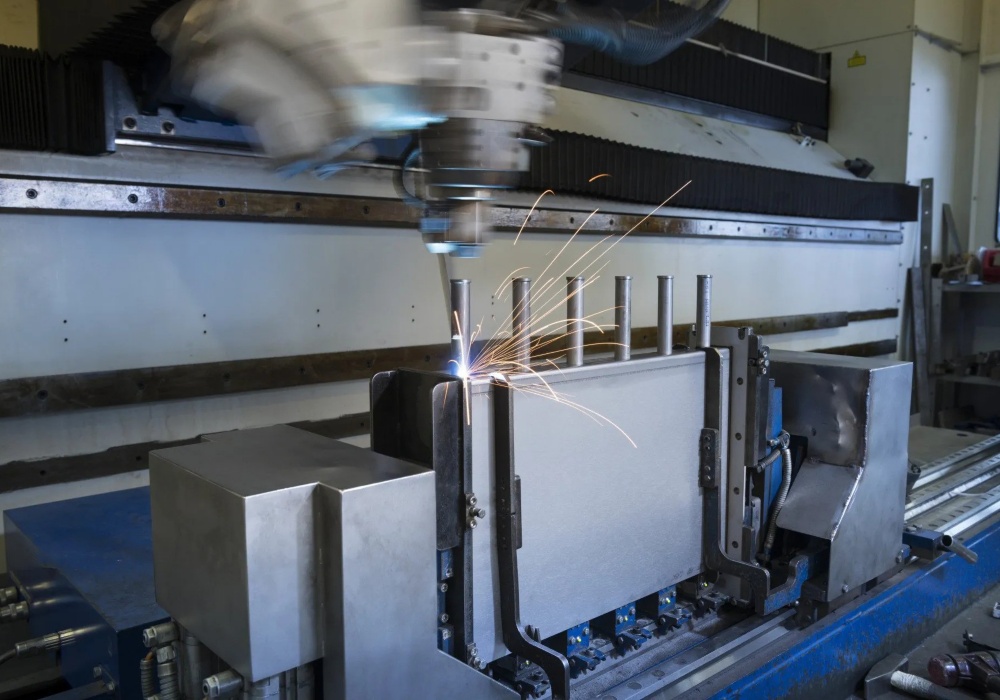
left=133, top=276, right=914, bottom=699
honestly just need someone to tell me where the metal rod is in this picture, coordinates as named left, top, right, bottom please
left=696, top=275, right=713, bottom=349
left=450, top=279, right=471, bottom=376
left=658, top=275, right=674, bottom=356
left=512, top=278, right=532, bottom=369
left=566, top=277, right=585, bottom=367
left=615, top=276, right=632, bottom=361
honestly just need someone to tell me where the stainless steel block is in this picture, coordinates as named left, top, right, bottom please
left=151, top=425, right=515, bottom=699
left=771, top=352, right=912, bottom=598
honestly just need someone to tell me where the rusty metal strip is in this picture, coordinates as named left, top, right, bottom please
left=0, top=176, right=903, bottom=244
left=0, top=308, right=898, bottom=419
left=0, top=412, right=370, bottom=495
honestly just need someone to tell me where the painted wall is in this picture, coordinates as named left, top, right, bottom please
left=970, top=0, right=1000, bottom=249
left=0, top=0, right=37, bottom=47
left=721, top=0, right=758, bottom=29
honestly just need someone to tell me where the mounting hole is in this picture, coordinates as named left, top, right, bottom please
left=733, top=487, right=740, bottom=495
left=37, top=390, right=48, bottom=400
left=569, top=217, right=575, bottom=224
left=299, top=367, right=306, bottom=375
left=123, top=117, right=137, bottom=130
left=136, top=382, right=145, bottom=391
left=737, top=377, right=744, bottom=386
left=363, top=205, right=371, bottom=215
left=217, top=198, right=227, bottom=208
left=735, top=432, right=742, bottom=440
left=732, top=541, right=739, bottom=549
left=162, top=121, right=175, bottom=134
left=25, top=188, right=37, bottom=199
left=128, top=194, right=138, bottom=204
left=424, top=354, right=431, bottom=362
left=223, top=373, right=231, bottom=381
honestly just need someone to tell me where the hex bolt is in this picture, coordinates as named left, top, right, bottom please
left=472, top=507, right=486, bottom=519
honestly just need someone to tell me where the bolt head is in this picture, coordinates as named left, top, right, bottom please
left=93, top=666, right=102, bottom=679
left=841, top=584, right=850, bottom=594
left=466, top=494, right=478, bottom=506
left=468, top=519, right=478, bottom=529
left=439, top=583, right=449, bottom=593
left=583, top=627, right=590, bottom=635
left=440, top=613, right=449, bottom=623
left=629, top=607, right=635, bottom=616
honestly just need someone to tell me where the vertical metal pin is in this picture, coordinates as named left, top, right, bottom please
left=658, top=275, right=674, bottom=356
left=615, top=276, right=632, bottom=361
left=696, top=274, right=712, bottom=349
left=451, top=279, right=471, bottom=375
left=566, top=276, right=585, bottom=367
left=512, top=278, right=532, bottom=369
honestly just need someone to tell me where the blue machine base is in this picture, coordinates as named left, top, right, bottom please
left=4, top=487, right=166, bottom=698
left=692, top=518, right=1000, bottom=699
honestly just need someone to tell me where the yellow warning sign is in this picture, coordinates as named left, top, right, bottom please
left=848, top=50, right=867, bottom=68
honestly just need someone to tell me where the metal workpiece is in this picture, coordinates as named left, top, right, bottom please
left=658, top=276, right=675, bottom=356
left=695, top=275, right=713, bottom=349
left=150, top=425, right=516, bottom=699
left=771, top=352, right=913, bottom=599
left=566, top=276, right=585, bottom=367
left=468, top=352, right=720, bottom=660
left=451, top=279, right=472, bottom=376
left=615, top=276, right=633, bottom=361
left=512, top=277, right=532, bottom=368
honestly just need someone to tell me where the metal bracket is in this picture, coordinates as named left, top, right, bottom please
left=699, top=428, right=721, bottom=488
left=702, top=347, right=777, bottom=614
left=465, top=493, right=487, bottom=530
left=492, top=382, right=571, bottom=700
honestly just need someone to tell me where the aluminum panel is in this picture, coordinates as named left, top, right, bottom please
left=471, top=352, right=726, bottom=660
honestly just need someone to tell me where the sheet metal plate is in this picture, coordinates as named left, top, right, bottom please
left=470, top=352, right=726, bottom=660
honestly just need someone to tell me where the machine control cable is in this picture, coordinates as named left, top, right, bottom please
left=0, top=628, right=77, bottom=667
left=761, top=431, right=792, bottom=563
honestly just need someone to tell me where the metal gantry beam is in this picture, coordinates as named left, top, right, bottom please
left=0, top=176, right=904, bottom=244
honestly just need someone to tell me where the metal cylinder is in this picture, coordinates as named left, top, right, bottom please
left=179, top=628, right=205, bottom=700
left=450, top=279, right=472, bottom=376
left=0, top=586, right=17, bottom=604
left=657, top=275, right=674, bottom=356
left=203, top=670, right=243, bottom=699
left=566, top=277, right=585, bottom=367
left=512, top=277, right=532, bottom=369
left=695, top=274, right=713, bottom=349
left=615, top=276, right=632, bottom=361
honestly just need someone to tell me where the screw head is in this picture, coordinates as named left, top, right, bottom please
left=440, top=613, right=449, bottom=623
left=468, top=519, right=478, bottom=529
left=629, top=607, right=635, bottom=616
left=466, top=494, right=478, bottom=506
left=582, top=627, right=590, bottom=635
left=841, top=584, right=850, bottom=594
left=439, top=583, right=449, bottom=593
left=92, top=666, right=102, bottom=679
